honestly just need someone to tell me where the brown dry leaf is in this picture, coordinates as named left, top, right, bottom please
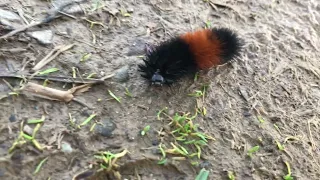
left=69, top=84, right=92, bottom=96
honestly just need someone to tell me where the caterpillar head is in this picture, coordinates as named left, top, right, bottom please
left=138, top=38, right=195, bottom=86
left=151, top=69, right=165, bottom=86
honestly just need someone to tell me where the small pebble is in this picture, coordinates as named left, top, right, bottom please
left=0, top=83, right=10, bottom=92
left=26, top=30, right=53, bottom=45
left=125, top=130, right=135, bottom=142
left=0, top=19, right=15, bottom=29
left=94, top=119, right=116, bottom=137
left=168, top=109, right=175, bottom=116
left=151, top=148, right=161, bottom=155
left=23, top=125, right=33, bottom=136
left=11, top=152, right=23, bottom=162
left=152, top=139, right=159, bottom=146
left=0, top=168, right=5, bottom=177
left=127, top=8, right=134, bottom=13
left=9, top=114, right=16, bottom=122
left=126, top=39, right=145, bottom=56
left=127, top=136, right=135, bottom=142
left=0, top=9, right=22, bottom=31
left=73, top=170, right=95, bottom=180
left=114, top=65, right=129, bottom=82
left=61, top=141, right=73, bottom=153
left=0, top=9, right=21, bottom=21
left=52, top=0, right=84, bottom=14
left=81, top=108, right=92, bottom=117
left=243, top=111, right=251, bottom=117
left=199, top=161, right=212, bottom=169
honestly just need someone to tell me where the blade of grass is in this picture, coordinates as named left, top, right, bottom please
left=27, top=116, right=45, bottom=124
left=80, top=53, right=92, bottom=62
left=276, top=140, right=285, bottom=151
left=257, top=115, right=265, bottom=123
left=141, top=125, right=150, bottom=136
left=72, top=67, right=77, bottom=78
left=108, top=90, right=121, bottom=103
left=38, top=68, right=59, bottom=75
left=247, top=145, right=260, bottom=158
left=157, top=107, right=168, bottom=120
left=33, top=157, right=48, bottom=174
left=157, top=158, right=167, bottom=165
left=43, top=79, right=49, bottom=87
left=228, top=171, right=236, bottom=180
left=32, top=123, right=42, bottom=138
left=125, top=88, right=133, bottom=97
left=32, top=139, right=43, bottom=151
left=283, top=161, right=293, bottom=180
left=195, top=168, right=209, bottom=180
left=158, top=143, right=166, bottom=158
left=23, top=133, right=33, bottom=140
left=90, top=122, right=97, bottom=132
left=87, top=73, right=97, bottom=79
left=80, top=114, right=97, bottom=126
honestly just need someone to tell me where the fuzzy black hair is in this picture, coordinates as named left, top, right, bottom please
left=138, top=37, right=197, bottom=85
left=138, top=28, right=242, bottom=85
left=211, top=27, right=242, bottom=64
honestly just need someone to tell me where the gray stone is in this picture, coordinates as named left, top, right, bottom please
left=127, top=8, right=134, bottom=13
left=114, top=65, right=129, bottom=82
left=52, top=0, right=84, bottom=14
left=27, top=30, right=53, bottom=45
left=94, top=118, right=116, bottom=137
left=0, top=9, right=23, bottom=30
left=61, top=141, right=73, bottom=153
left=0, top=168, right=4, bottom=177
left=23, top=125, right=33, bottom=136
left=9, top=114, right=16, bottom=122
left=0, top=19, right=15, bottom=28
left=0, top=9, right=21, bottom=21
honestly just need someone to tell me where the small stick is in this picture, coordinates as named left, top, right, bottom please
left=307, top=120, right=317, bottom=151
left=2, top=79, right=14, bottom=91
left=137, top=105, right=149, bottom=110
left=0, top=48, right=27, bottom=52
left=100, top=73, right=115, bottom=81
left=32, top=44, right=75, bottom=72
left=73, top=98, right=94, bottom=109
left=57, top=11, right=77, bottom=20
left=0, top=72, right=115, bottom=84
left=22, top=82, right=74, bottom=102
left=0, top=21, right=42, bottom=40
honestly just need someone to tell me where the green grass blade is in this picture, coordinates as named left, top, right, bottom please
left=38, top=68, right=59, bottom=75
left=80, top=53, right=92, bottom=62
left=33, top=157, right=48, bottom=174
left=108, top=90, right=121, bottom=103
left=80, top=114, right=97, bottom=126
left=195, top=168, right=209, bottom=180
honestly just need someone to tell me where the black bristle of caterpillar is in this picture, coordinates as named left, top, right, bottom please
left=212, top=27, right=243, bottom=64
left=138, top=37, right=197, bottom=85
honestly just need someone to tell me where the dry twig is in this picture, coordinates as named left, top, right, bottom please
left=32, top=44, right=75, bottom=72
left=0, top=73, right=105, bottom=84
left=22, top=82, right=74, bottom=102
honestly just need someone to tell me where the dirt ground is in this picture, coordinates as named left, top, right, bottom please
left=0, top=0, right=320, bottom=179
